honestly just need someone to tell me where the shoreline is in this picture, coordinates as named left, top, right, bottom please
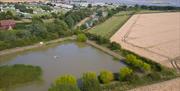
left=0, top=36, right=75, bottom=56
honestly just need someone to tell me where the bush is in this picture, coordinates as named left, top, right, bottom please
left=55, top=75, right=77, bottom=86
left=81, top=72, right=102, bottom=91
left=147, top=72, right=161, bottom=81
left=77, top=33, right=87, bottom=42
left=96, top=36, right=109, bottom=44
left=119, top=67, right=133, bottom=81
left=99, top=70, right=114, bottom=84
left=49, top=75, right=80, bottom=91
left=109, top=42, right=121, bottom=50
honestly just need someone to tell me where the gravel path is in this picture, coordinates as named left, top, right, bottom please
left=129, top=78, right=180, bottom=91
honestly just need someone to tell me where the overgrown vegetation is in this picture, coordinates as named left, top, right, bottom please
left=81, top=72, right=102, bottom=91
left=0, top=64, right=42, bottom=89
left=49, top=75, right=80, bottom=91
left=0, top=8, right=93, bottom=51
left=0, top=10, right=20, bottom=20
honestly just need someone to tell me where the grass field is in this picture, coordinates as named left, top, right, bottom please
left=88, top=11, right=133, bottom=38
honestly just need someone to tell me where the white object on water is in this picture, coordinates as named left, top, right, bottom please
left=54, top=56, right=59, bottom=59
left=40, top=42, right=43, bottom=45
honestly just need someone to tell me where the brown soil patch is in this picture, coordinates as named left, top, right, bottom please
left=129, top=78, right=180, bottom=91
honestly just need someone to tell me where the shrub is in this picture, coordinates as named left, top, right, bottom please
left=77, top=33, right=87, bottom=42
left=126, top=54, right=151, bottom=72
left=142, top=63, right=151, bottom=72
left=55, top=75, right=77, bottom=86
left=49, top=75, right=80, bottom=91
left=147, top=72, right=161, bottom=81
left=96, top=36, right=109, bottom=44
left=81, top=72, right=102, bottom=91
left=119, top=67, right=133, bottom=81
left=109, top=42, right=121, bottom=50
left=99, top=70, right=114, bottom=84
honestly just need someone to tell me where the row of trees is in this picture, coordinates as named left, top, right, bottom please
left=63, top=9, right=93, bottom=28
left=49, top=67, right=135, bottom=91
left=126, top=54, right=151, bottom=72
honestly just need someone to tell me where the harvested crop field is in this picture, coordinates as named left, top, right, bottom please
left=129, top=77, right=180, bottom=91
left=111, top=12, right=180, bottom=68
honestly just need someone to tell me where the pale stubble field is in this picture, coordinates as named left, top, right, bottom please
left=111, top=12, right=180, bottom=68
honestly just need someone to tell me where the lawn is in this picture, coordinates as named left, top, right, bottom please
left=88, top=11, right=132, bottom=38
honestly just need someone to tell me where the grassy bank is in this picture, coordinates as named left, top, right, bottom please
left=0, top=64, right=42, bottom=90
left=88, top=11, right=133, bottom=38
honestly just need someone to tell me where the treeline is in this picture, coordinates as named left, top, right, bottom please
left=118, top=4, right=180, bottom=11
left=63, top=9, right=93, bottom=28
left=139, top=5, right=180, bottom=10
left=0, top=64, right=42, bottom=89
left=48, top=68, right=134, bottom=91
left=0, top=11, right=20, bottom=20
left=0, top=8, right=93, bottom=51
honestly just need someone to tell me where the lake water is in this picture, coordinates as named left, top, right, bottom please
left=85, top=0, right=180, bottom=6
left=0, top=41, right=125, bottom=91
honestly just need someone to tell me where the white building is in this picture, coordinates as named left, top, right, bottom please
left=53, top=3, right=73, bottom=9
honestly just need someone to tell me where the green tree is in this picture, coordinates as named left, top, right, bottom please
left=77, top=33, right=87, bottom=42
left=81, top=72, right=102, bottom=91
left=126, top=54, right=151, bottom=72
left=65, top=15, right=75, bottom=28
left=119, top=67, right=133, bottom=81
left=49, top=75, right=80, bottom=91
left=55, top=75, right=77, bottom=86
left=29, top=17, right=48, bottom=39
left=99, top=70, right=114, bottom=84
left=142, top=63, right=151, bottom=72
left=5, top=11, right=14, bottom=19
left=126, top=54, right=137, bottom=63
left=0, top=12, right=6, bottom=20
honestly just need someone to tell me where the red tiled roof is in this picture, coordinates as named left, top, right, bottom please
left=0, top=20, right=16, bottom=29
left=0, top=20, right=16, bottom=26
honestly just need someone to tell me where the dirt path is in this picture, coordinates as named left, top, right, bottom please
left=0, top=36, right=75, bottom=56
left=129, top=78, right=180, bottom=91
left=74, top=17, right=91, bottom=29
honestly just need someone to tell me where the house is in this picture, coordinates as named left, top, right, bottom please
left=0, top=20, right=16, bottom=30
left=54, top=3, right=73, bottom=9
